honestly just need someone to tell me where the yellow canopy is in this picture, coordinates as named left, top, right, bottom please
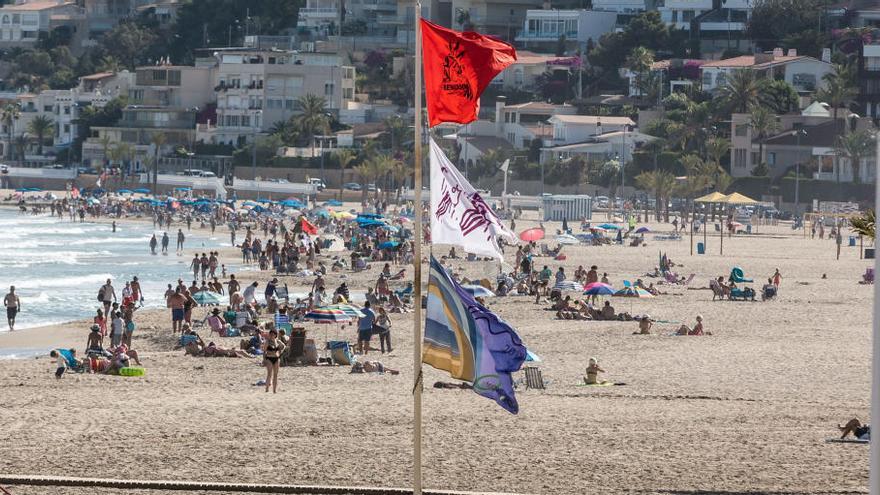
left=694, top=191, right=728, bottom=203
left=717, top=192, right=759, bottom=205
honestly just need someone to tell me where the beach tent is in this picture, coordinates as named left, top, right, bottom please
left=717, top=192, right=758, bottom=205
left=694, top=191, right=727, bottom=203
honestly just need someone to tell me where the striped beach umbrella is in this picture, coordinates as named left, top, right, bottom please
left=461, top=284, right=496, bottom=298
left=613, top=287, right=654, bottom=298
left=553, top=280, right=584, bottom=292
left=192, top=291, right=223, bottom=305
left=321, top=304, right=365, bottom=319
left=304, top=307, right=353, bottom=323
left=583, top=282, right=615, bottom=296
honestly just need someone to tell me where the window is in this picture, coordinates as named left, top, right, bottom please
left=682, top=10, right=695, bottom=22
left=767, top=152, right=776, bottom=165
left=63, top=124, right=69, bottom=134
left=867, top=57, right=880, bottom=71
left=528, top=19, right=538, bottom=34
left=734, top=148, right=747, bottom=168
left=514, top=68, right=524, bottom=85
left=241, top=115, right=250, bottom=127
left=2, top=16, right=9, bottom=25
left=792, top=73, right=816, bottom=91
left=715, top=72, right=726, bottom=87
left=324, top=83, right=335, bottom=96
left=507, top=132, right=516, bottom=144
left=21, top=30, right=35, bottom=39
left=343, top=88, right=353, bottom=99
left=11, top=14, right=19, bottom=24
left=167, top=70, right=181, bottom=86
left=702, top=72, right=713, bottom=86
left=735, top=124, right=748, bottom=137
left=43, top=105, right=52, bottom=112
left=553, top=125, right=563, bottom=140
left=284, top=99, right=294, bottom=109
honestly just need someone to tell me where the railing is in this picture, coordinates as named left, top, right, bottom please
left=517, top=30, right=579, bottom=39
left=232, top=179, right=317, bottom=195
left=6, top=167, right=77, bottom=179
left=137, top=174, right=228, bottom=199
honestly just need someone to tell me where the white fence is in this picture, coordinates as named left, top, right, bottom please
left=542, top=195, right=593, bottom=221
left=138, top=174, right=228, bottom=199
left=232, top=179, right=317, bottom=197
left=7, top=167, right=77, bottom=179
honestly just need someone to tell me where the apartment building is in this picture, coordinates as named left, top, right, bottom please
left=128, top=65, right=216, bottom=109
left=490, top=51, right=582, bottom=92
left=659, top=0, right=752, bottom=55
left=448, top=0, right=541, bottom=40
left=0, top=0, right=85, bottom=47
left=197, top=49, right=355, bottom=146
left=515, top=9, right=617, bottom=50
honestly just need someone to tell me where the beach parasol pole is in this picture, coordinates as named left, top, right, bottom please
left=870, top=135, right=880, bottom=495
left=412, top=5, right=424, bottom=495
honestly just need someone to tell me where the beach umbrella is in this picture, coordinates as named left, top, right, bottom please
left=379, top=240, right=400, bottom=250
left=525, top=349, right=542, bottom=362
left=87, top=197, right=101, bottom=205
left=599, top=223, right=621, bottom=230
left=242, top=201, right=259, bottom=207
left=304, top=307, right=353, bottom=323
left=256, top=198, right=273, bottom=204
left=583, top=282, right=615, bottom=296
left=613, top=287, right=654, bottom=298
left=314, top=209, right=331, bottom=218
left=134, top=188, right=150, bottom=194
left=192, top=291, right=223, bottom=305
left=358, top=213, right=383, bottom=219
left=117, top=189, right=132, bottom=194
left=635, top=226, right=651, bottom=234
left=461, top=284, right=496, bottom=297
left=553, top=280, right=584, bottom=292
left=174, top=187, right=191, bottom=192
left=280, top=199, right=304, bottom=208
left=555, top=234, right=579, bottom=245
left=14, top=188, right=27, bottom=192
left=283, top=208, right=301, bottom=216
left=717, top=192, right=758, bottom=205
left=324, top=199, right=343, bottom=207
left=27, top=187, right=42, bottom=192
left=519, top=228, right=545, bottom=242
left=322, top=304, right=365, bottom=319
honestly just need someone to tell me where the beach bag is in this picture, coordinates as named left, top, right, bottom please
left=97, top=288, right=105, bottom=301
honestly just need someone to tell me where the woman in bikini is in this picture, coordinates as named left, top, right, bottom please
left=262, top=329, right=285, bottom=393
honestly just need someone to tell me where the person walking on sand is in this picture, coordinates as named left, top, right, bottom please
left=176, top=229, right=185, bottom=253
left=149, top=234, right=158, bottom=254
left=771, top=268, right=782, bottom=288
left=98, top=279, right=116, bottom=316
left=262, top=329, right=285, bottom=393
left=190, top=254, right=200, bottom=281
left=161, top=232, right=169, bottom=254
left=130, top=276, right=144, bottom=306
left=4, top=285, right=20, bottom=331
left=167, top=287, right=187, bottom=334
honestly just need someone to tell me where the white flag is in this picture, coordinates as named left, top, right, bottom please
left=429, top=138, right=516, bottom=260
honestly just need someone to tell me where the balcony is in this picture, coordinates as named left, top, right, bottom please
left=516, top=30, right=578, bottom=41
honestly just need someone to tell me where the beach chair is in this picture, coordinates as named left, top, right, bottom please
left=863, top=268, right=875, bottom=284
left=729, top=267, right=753, bottom=284
left=762, top=285, right=777, bottom=301
left=524, top=366, right=545, bottom=390
left=274, top=286, right=289, bottom=301
left=709, top=279, right=725, bottom=300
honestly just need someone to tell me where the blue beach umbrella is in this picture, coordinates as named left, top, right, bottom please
left=192, top=291, right=222, bottom=305
left=583, top=282, right=615, bottom=296
left=599, top=223, right=620, bottom=230
left=117, top=189, right=133, bottom=194
left=379, top=241, right=400, bottom=250
left=324, top=199, right=343, bottom=207
left=134, top=188, right=150, bottom=194
left=461, top=284, right=496, bottom=297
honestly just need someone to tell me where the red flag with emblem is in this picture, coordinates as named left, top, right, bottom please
left=300, top=216, right=317, bottom=235
left=421, top=19, right=516, bottom=127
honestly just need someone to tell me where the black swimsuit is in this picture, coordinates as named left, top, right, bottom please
left=265, top=342, right=281, bottom=364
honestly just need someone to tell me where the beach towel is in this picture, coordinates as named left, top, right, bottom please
left=576, top=381, right=625, bottom=387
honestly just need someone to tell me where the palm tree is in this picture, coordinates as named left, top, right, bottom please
left=679, top=154, right=709, bottom=222
left=150, top=132, right=167, bottom=193
left=816, top=64, right=858, bottom=183
left=835, top=129, right=875, bottom=183
left=1, top=104, right=19, bottom=161
left=13, top=134, right=27, bottom=163
left=748, top=106, right=779, bottom=173
left=635, top=170, right=675, bottom=221
left=334, top=149, right=356, bottom=191
left=109, top=142, right=132, bottom=183
left=27, top=115, right=54, bottom=156
left=718, top=69, right=763, bottom=114
left=384, top=115, right=409, bottom=155
left=294, top=94, right=330, bottom=154
left=390, top=157, right=411, bottom=203
left=625, top=47, right=655, bottom=101
left=851, top=209, right=875, bottom=240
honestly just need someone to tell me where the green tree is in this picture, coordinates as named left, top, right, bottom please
left=293, top=94, right=330, bottom=153
left=1, top=104, right=19, bottom=161
left=747, top=0, right=835, bottom=52
left=625, top=47, right=654, bottom=101
left=850, top=209, right=875, bottom=240
left=718, top=69, right=764, bottom=114
left=333, top=148, right=357, bottom=190
left=101, top=21, right=158, bottom=69
left=749, top=106, right=779, bottom=171
left=816, top=63, right=857, bottom=183
left=27, top=115, right=54, bottom=155
left=635, top=169, right=676, bottom=221
left=835, top=129, right=875, bottom=183
left=761, top=80, right=800, bottom=115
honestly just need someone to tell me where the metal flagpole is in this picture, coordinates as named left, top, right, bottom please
left=869, top=133, right=880, bottom=495
left=412, top=5, right=424, bottom=495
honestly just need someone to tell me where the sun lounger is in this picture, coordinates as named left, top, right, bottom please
left=762, top=286, right=777, bottom=301
left=523, top=366, right=545, bottom=390
left=729, top=287, right=756, bottom=301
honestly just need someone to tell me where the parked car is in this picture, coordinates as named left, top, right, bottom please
left=0, top=164, right=8, bottom=174
left=343, top=182, right=362, bottom=191
left=366, top=183, right=378, bottom=192
left=309, top=178, right=326, bottom=191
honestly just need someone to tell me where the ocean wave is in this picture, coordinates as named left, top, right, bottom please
left=13, top=273, right=115, bottom=289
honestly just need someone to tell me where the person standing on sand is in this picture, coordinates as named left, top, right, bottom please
left=130, top=276, right=144, bottom=306
left=772, top=268, right=782, bottom=288
left=262, top=329, right=285, bottom=393
left=190, top=254, right=200, bottom=281
left=226, top=275, right=240, bottom=305
left=98, top=279, right=116, bottom=316
left=4, top=286, right=20, bottom=331
left=161, top=232, right=169, bottom=254
left=167, top=287, right=187, bottom=333
left=177, top=229, right=185, bottom=253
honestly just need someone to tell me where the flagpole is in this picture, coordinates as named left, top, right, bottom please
left=412, top=5, right=424, bottom=495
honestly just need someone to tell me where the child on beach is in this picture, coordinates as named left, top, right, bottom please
left=584, top=357, right=606, bottom=385
left=94, top=309, right=106, bottom=336
left=110, top=312, right=124, bottom=347
left=50, top=349, right=66, bottom=378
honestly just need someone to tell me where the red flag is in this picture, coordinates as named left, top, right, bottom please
left=300, top=217, right=317, bottom=235
left=421, top=19, right=516, bottom=127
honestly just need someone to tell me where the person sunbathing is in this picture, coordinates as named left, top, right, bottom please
left=584, top=357, right=606, bottom=385
left=839, top=418, right=870, bottom=440
left=350, top=361, right=400, bottom=375
left=204, top=342, right=252, bottom=358
left=552, top=295, right=572, bottom=311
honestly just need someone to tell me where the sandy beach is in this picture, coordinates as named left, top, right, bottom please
left=0, top=205, right=873, bottom=494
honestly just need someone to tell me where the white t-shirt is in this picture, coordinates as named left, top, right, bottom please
left=243, top=285, right=257, bottom=304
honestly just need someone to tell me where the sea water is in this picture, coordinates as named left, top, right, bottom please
left=0, top=209, right=228, bottom=334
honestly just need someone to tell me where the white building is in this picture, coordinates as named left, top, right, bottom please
left=0, top=0, right=85, bottom=47
left=515, top=9, right=617, bottom=49
left=700, top=51, right=833, bottom=95
left=540, top=129, right=654, bottom=164
left=659, top=0, right=752, bottom=55
left=197, top=49, right=355, bottom=146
